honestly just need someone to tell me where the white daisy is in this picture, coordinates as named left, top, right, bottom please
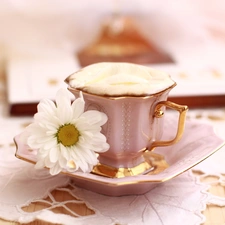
left=23, top=88, right=109, bottom=175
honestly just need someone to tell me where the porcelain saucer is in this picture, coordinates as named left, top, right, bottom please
left=14, top=118, right=225, bottom=196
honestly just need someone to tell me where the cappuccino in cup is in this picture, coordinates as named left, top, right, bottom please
left=66, top=62, right=175, bottom=96
left=65, top=62, right=188, bottom=178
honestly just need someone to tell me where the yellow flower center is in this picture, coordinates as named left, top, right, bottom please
left=57, top=124, right=80, bottom=147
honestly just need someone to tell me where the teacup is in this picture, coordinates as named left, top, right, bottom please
left=65, top=62, right=188, bottom=178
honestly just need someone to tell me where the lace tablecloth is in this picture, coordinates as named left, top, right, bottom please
left=1, top=60, right=225, bottom=224
left=0, top=101, right=225, bottom=225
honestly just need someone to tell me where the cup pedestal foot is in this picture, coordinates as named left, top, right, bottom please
left=92, top=151, right=169, bottom=178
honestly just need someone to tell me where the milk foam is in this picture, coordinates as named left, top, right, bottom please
left=67, top=62, right=175, bottom=96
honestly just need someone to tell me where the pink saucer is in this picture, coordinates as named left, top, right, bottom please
left=14, top=118, right=225, bottom=196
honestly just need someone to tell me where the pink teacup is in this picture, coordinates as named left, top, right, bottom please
left=65, top=62, right=188, bottom=178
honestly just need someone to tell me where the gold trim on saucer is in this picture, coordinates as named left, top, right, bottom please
left=14, top=138, right=169, bottom=179
left=14, top=135, right=225, bottom=188
left=91, top=151, right=169, bottom=178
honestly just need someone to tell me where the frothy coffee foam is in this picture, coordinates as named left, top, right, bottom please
left=67, top=62, right=175, bottom=96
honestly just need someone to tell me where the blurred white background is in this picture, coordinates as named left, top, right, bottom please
left=1, top=0, right=225, bottom=110
left=0, top=0, right=225, bottom=62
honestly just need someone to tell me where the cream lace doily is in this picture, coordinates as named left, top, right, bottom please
left=0, top=109, right=225, bottom=225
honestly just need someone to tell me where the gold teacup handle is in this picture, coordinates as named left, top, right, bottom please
left=150, top=101, right=188, bottom=150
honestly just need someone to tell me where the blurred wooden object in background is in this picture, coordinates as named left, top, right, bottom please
left=77, top=16, right=174, bottom=67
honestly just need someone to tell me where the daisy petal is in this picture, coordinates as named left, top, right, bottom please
left=37, top=99, right=56, bottom=115
left=59, top=144, right=70, bottom=160
left=58, top=154, right=67, bottom=168
left=71, top=97, right=85, bottom=119
left=81, top=110, right=108, bottom=126
left=49, top=163, right=62, bottom=175
left=23, top=87, right=109, bottom=176
left=49, top=147, right=59, bottom=163
left=35, top=159, right=45, bottom=169
left=55, top=89, right=73, bottom=124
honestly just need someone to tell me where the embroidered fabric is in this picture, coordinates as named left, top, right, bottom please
left=0, top=109, right=225, bottom=225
